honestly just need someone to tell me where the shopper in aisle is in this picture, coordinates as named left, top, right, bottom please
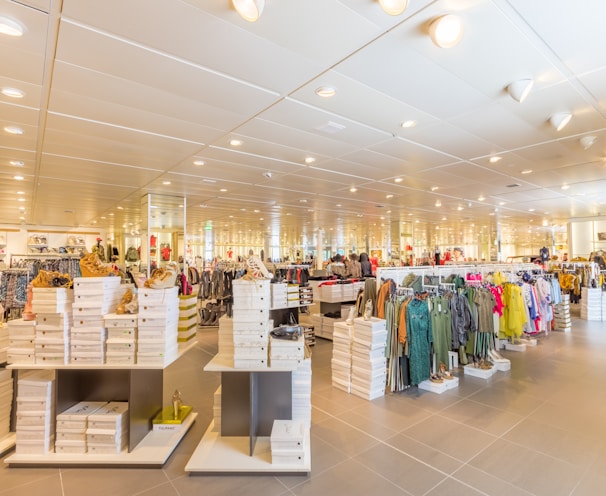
left=359, top=252, right=373, bottom=277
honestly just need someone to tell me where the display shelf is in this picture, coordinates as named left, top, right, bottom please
left=186, top=421, right=310, bottom=474
left=6, top=341, right=197, bottom=371
left=205, top=354, right=304, bottom=373
left=0, top=433, right=16, bottom=456
left=4, top=413, right=196, bottom=467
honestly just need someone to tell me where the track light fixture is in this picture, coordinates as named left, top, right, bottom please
left=378, top=0, right=408, bottom=16
left=580, top=135, right=596, bottom=150
left=232, top=0, right=265, bottom=22
left=549, top=112, right=572, bottom=132
left=507, top=79, right=534, bottom=103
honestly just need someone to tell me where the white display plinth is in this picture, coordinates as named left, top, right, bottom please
left=494, top=359, right=511, bottom=372
left=5, top=413, right=196, bottom=467
left=463, top=364, right=497, bottom=379
left=0, top=433, right=16, bottom=456
left=418, top=376, right=459, bottom=394
left=504, top=342, right=526, bottom=352
left=519, top=338, right=537, bottom=347
left=185, top=421, right=310, bottom=474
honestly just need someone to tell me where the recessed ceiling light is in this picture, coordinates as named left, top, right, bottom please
left=17, top=191, right=24, bottom=195
left=429, top=14, right=463, bottom=48
left=349, top=187, right=357, bottom=193
left=10, top=160, right=24, bottom=166
left=4, top=126, right=23, bottom=135
left=304, top=156, right=316, bottom=164
left=117, top=206, right=124, bottom=210
left=457, top=206, right=464, bottom=211
left=394, top=178, right=403, bottom=183
left=0, top=17, right=24, bottom=37
left=386, top=194, right=394, bottom=199
left=528, top=208, right=535, bottom=212
left=315, top=86, right=336, bottom=98
left=162, top=180, right=171, bottom=185
left=435, top=200, right=442, bottom=207
left=489, top=156, right=502, bottom=164
left=478, top=196, right=485, bottom=201
left=561, top=184, right=570, bottom=190
left=253, top=209, right=260, bottom=213
left=13, top=175, right=24, bottom=181
left=299, top=199, right=307, bottom=203
left=336, top=204, right=342, bottom=207
left=230, top=139, right=242, bottom=146
left=193, top=160, right=205, bottom=166
left=17, top=198, right=25, bottom=202
left=1, top=87, right=25, bottom=98
left=441, top=217, right=447, bottom=221
left=219, top=188, right=228, bottom=192
left=400, top=120, right=416, bottom=128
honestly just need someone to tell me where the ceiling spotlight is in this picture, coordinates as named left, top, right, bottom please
left=550, top=112, right=572, bottom=131
left=315, top=86, right=336, bottom=98
left=263, top=171, right=272, bottom=178
left=0, top=16, right=24, bottom=37
left=429, top=14, right=463, bottom=48
left=507, top=79, right=534, bottom=103
left=400, top=120, right=416, bottom=128
left=349, top=187, right=358, bottom=193
left=193, top=159, right=205, bottom=166
left=379, top=0, right=408, bottom=16
left=394, top=177, right=403, bottom=183
left=304, top=156, right=316, bottom=164
left=4, top=125, right=23, bottom=135
left=435, top=200, right=442, bottom=207
left=229, top=139, right=242, bottom=146
left=232, top=0, right=265, bottom=22
left=1, top=87, right=25, bottom=98
left=10, top=160, right=24, bottom=167
left=580, top=135, right=597, bottom=150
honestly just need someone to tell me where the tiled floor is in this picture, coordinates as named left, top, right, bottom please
left=2, top=308, right=606, bottom=496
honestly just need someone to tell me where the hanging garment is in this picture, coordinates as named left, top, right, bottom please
left=450, top=292, right=475, bottom=349
left=430, top=295, right=452, bottom=368
left=406, top=297, right=433, bottom=386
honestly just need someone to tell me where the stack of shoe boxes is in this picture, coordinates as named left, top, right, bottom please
left=55, top=401, right=107, bottom=454
left=104, top=314, right=137, bottom=365
left=298, top=286, right=313, bottom=307
left=86, top=401, right=129, bottom=455
left=212, top=385, right=221, bottom=432
left=177, top=294, right=198, bottom=351
left=580, top=287, right=602, bottom=321
left=291, top=360, right=312, bottom=428
left=0, top=323, right=7, bottom=363
left=270, top=419, right=306, bottom=466
left=71, top=277, right=123, bottom=365
left=15, top=370, right=55, bottom=454
left=32, top=287, right=74, bottom=365
left=137, top=286, right=179, bottom=366
left=7, top=319, right=36, bottom=364
left=287, top=283, right=300, bottom=308
left=331, top=321, right=353, bottom=393
left=554, top=293, right=571, bottom=331
left=217, top=316, right=234, bottom=357
left=350, top=317, right=387, bottom=400
left=0, top=369, right=12, bottom=439
left=269, top=334, right=305, bottom=368
left=231, top=279, right=271, bottom=369
left=270, top=283, right=288, bottom=309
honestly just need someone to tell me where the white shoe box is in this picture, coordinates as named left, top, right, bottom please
left=55, top=443, right=88, bottom=454
left=271, top=358, right=304, bottom=368
left=104, top=314, right=138, bottom=329
left=9, top=336, right=35, bottom=351
left=139, top=301, right=179, bottom=315
left=73, top=318, right=105, bottom=328
left=106, top=339, right=136, bottom=352
left=87, top=402, right=128, bottom=429
left=137, top=340, right=172, bottom=353
left=35, top=354, right=68, bottom=365
left=107, top=327, right=137, bottom=340
left=73, top=276, right=122, bottom=291
left=270, top=420, right=305, bottom=451
left=32, top=302, right=72, bottom=313
left=138, top=327, right=175, bottom=340
left=15, top=437, right=54, bottom=455
left=105, top=352, right=136, bottom=365
left=353, top=317, right=387, bottom=331
left=138, top=286, right=179, bottom=304
left=233, top=344, right=267, bottom=359
left=138, top=314, right=179, bottom=328
left=270, top=336, right=305, bottom=360
left=32, top=287, right=74, bottom=300
left=136, top=349, right=178, bottom=365
left=233, top=331, right=269, bottom=346
left=233, top=357, right=267, bottom=369
left=36, top=313, right=72, bottom=327
left=233, top=279, right=271, bottom=296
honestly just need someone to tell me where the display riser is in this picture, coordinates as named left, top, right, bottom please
left=5, top=413, right=196, bottom=467
left=504, top=342, right=526, bottom=352
left=418, top=376, right=459, bottom=394
left=494, top=359, right=511, bottom=372
left=185, top=421, right=310, bottom=474
left=463, top=364, right=497, bottom=379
